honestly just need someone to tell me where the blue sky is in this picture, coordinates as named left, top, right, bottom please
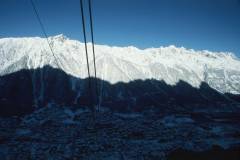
left=0, top=0, right=240, bottom=56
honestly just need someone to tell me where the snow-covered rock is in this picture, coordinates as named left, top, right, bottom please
left=0, top=35, right=239, bottom=94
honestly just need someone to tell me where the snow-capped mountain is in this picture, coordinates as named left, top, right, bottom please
left=1, top=35, right=240, bottom=159
left=0, top=34, right=239, bottom=94
left=0, top=35, right=240, bottom=115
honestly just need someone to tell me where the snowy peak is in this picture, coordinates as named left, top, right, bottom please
left=0, top=35, right=240, bottom=94
left=50, top=34, right=68, bottom=43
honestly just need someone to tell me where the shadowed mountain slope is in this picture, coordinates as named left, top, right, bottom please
left=0, top=66, right=238, bottom=117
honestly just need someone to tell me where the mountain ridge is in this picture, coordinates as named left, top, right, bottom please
left=0, top=35, right=240, bottom=94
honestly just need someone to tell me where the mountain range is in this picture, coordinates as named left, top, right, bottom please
left=0, top=35, right=239, bottom=116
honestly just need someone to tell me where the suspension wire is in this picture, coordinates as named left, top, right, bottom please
left=88, top=0, right=99, bottom=112
left=80, top=0, right=95, bottom=117
left=29, top=0, right=61, bottom=69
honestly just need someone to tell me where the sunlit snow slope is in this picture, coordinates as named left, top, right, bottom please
left=0, top=34, right=239, bottom=94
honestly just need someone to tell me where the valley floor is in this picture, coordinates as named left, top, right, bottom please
left=0, top=104, right=240, bottom=160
